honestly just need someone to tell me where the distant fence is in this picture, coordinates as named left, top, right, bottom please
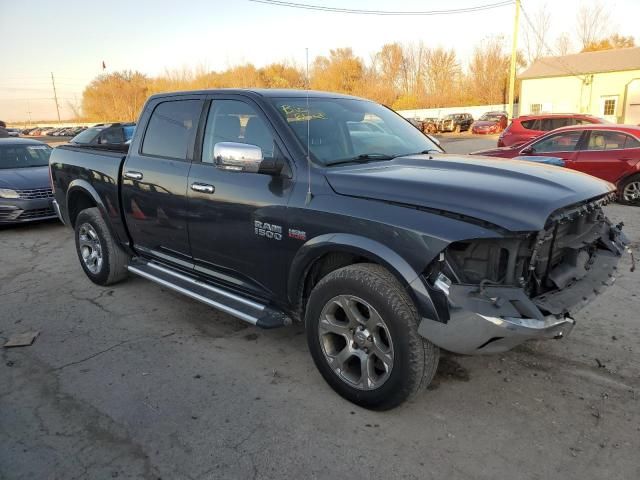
left=397, top=103, right=519, bottom=121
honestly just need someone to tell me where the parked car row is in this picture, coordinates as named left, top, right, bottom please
left=20, top=126, right=89, bottom=137
left=411, top=111, right=508, bottom=135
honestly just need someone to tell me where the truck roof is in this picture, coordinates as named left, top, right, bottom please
left=147, top=88, right=366, bottom=102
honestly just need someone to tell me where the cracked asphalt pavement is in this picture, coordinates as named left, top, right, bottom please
left=1, top=140, right=639, bottom=479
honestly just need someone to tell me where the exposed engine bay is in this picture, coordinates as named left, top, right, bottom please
left=431, top=193, right=630, bottom=319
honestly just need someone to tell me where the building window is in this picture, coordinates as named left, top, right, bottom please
left=530, top=104, right=542, bottom=114
left=603, top=98, right=617, bottom=116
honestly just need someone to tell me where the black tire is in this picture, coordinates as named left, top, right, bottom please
left=74, top=207, right=129, bottom=285
left=305, top=263, right=439, bottom=410
left=618, top=174, right=640, bottom=205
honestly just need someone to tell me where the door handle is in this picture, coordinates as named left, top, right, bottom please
left=124, top=171, right=143, bottom=180
left=191, top=183, right=215, bottom=194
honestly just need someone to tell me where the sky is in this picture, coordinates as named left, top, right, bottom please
left=1, top=0, right=638, bottom=122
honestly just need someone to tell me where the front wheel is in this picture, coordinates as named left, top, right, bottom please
left=74, top=207, right=129, bottom=285
left=305, top=264, right=439, bottom=410
left=619, top=174, right=640, bottom=205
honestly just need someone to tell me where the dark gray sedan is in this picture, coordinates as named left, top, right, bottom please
left=0, top=138, right=57, bottom=224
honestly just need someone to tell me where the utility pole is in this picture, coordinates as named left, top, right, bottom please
left=507, top=0, right=520, bottom=120
left=51, top=72, right=61, bottom=123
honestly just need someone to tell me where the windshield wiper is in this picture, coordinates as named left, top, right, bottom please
left=326, top=153, right=395, bottom=166
left=394, top=149, right=441, bottom=158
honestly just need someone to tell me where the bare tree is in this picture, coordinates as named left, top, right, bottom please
left=576, top=0, right=611, bottom=49
left=523, top=3, right=551, bottom=63
left=555, top=33, right=573, bottom=56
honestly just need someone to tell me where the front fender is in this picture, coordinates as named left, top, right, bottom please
left=288, top=233, right=441, bottom=321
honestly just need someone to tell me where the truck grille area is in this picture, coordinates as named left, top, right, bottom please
left=442, top=193, right=620, bottom=299
left=526, top=193, right=617, bottom=296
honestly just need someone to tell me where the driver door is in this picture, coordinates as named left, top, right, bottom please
left=521, top=130, right=586, bottom=165
left=186, top=95, right=294, bottom=299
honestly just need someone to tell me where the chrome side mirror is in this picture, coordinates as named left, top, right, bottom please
left=213, top=142, right=263, bottom=173
left=213, top=142, right=284, bottom=175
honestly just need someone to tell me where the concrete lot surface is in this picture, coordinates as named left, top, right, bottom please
left=1, top=139, right=639, bottom=479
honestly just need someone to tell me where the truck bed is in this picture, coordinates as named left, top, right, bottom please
left=50, top=144, right=129, bottom=244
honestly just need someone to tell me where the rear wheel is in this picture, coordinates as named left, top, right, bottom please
left=305, top=263, right=439, bottom=410
left=619, top=174, right=640, bottom=205
left=74, top=207, right=129, bottom=285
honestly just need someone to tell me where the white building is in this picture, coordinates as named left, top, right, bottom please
left=518, top=47, right=640, bottom=124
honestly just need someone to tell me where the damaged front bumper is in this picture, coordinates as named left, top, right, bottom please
left=418, top=248, right=628, bottom=355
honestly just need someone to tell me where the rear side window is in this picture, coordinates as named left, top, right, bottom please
left=142, top=100, right=202, bottom=160
left=586, top=131, right=640, bottom=150
left=520, top=119, right=537, bottom=130
left=624, top=135, right=640, bottom=148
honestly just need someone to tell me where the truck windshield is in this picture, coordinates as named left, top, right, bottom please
left=271, top=97, right=440, bottom=166
left=0, top=144, right=52, bottom=169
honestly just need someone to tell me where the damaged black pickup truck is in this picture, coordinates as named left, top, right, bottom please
left=49, top=89, right=630, bottom=410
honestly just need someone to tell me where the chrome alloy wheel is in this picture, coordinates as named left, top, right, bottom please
left=623, top=180, right=640, bottom=203
left=318, top=295, right=395, bottom=390
left=78, top=223, right=103, bottom=274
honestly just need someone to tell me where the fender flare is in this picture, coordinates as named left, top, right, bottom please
left=287, top=233, right=440, bottom=321
left=66, top=179, right=107, bottom=223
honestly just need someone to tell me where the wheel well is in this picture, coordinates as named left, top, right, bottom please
left=298, top=251, right=371, bottom=319
left=68, top=190, right=97, bottom=227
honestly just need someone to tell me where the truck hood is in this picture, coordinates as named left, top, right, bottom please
left=324, top=155, right=615, bottom=232
left=0, top=166, right=50, bottom=190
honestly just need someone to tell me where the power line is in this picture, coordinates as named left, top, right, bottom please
left=248, top=0, right=514, bottom=16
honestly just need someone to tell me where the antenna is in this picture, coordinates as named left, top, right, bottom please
left=305, top=47, right=313, bottom=205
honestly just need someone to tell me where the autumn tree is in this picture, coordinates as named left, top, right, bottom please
left=82, top=70, right=149, bottom=121
left=466, top=37, right=521, bottom=105
left=423, top=48, right=460, bottom=107
left=311, top=48, right=365, bottom=94
left=582, top=34, right=636, bottom=52
left=260, top=63, right=305, bottom=88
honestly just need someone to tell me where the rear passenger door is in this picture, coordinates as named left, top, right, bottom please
left=122, top=96, right=204, bottom=266
left=573, top=130, right=640, bottom=183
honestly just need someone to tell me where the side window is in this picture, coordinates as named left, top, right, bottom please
left=587, top=131, right=636, bottom=150
left=540, top=118, right=555, bottom=131
left=142, top=100, right=202, bottom=160
left=202, top=100, right=276, bottom=164
left=625, top=135, right=640, bottom=149
left=100, top=128, right=124, bottom=144
left=533, top=131, right=583, bottom=153
left=551, top=118, right=572, bottom=129
left=520, top=119, right=535, bottom=130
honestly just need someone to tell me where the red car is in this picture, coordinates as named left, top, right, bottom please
left=473, top=124, right=640, bottom=204
left=471, top=112, right=508, bottom=135
left=498, top=113, right=607, bottom=147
